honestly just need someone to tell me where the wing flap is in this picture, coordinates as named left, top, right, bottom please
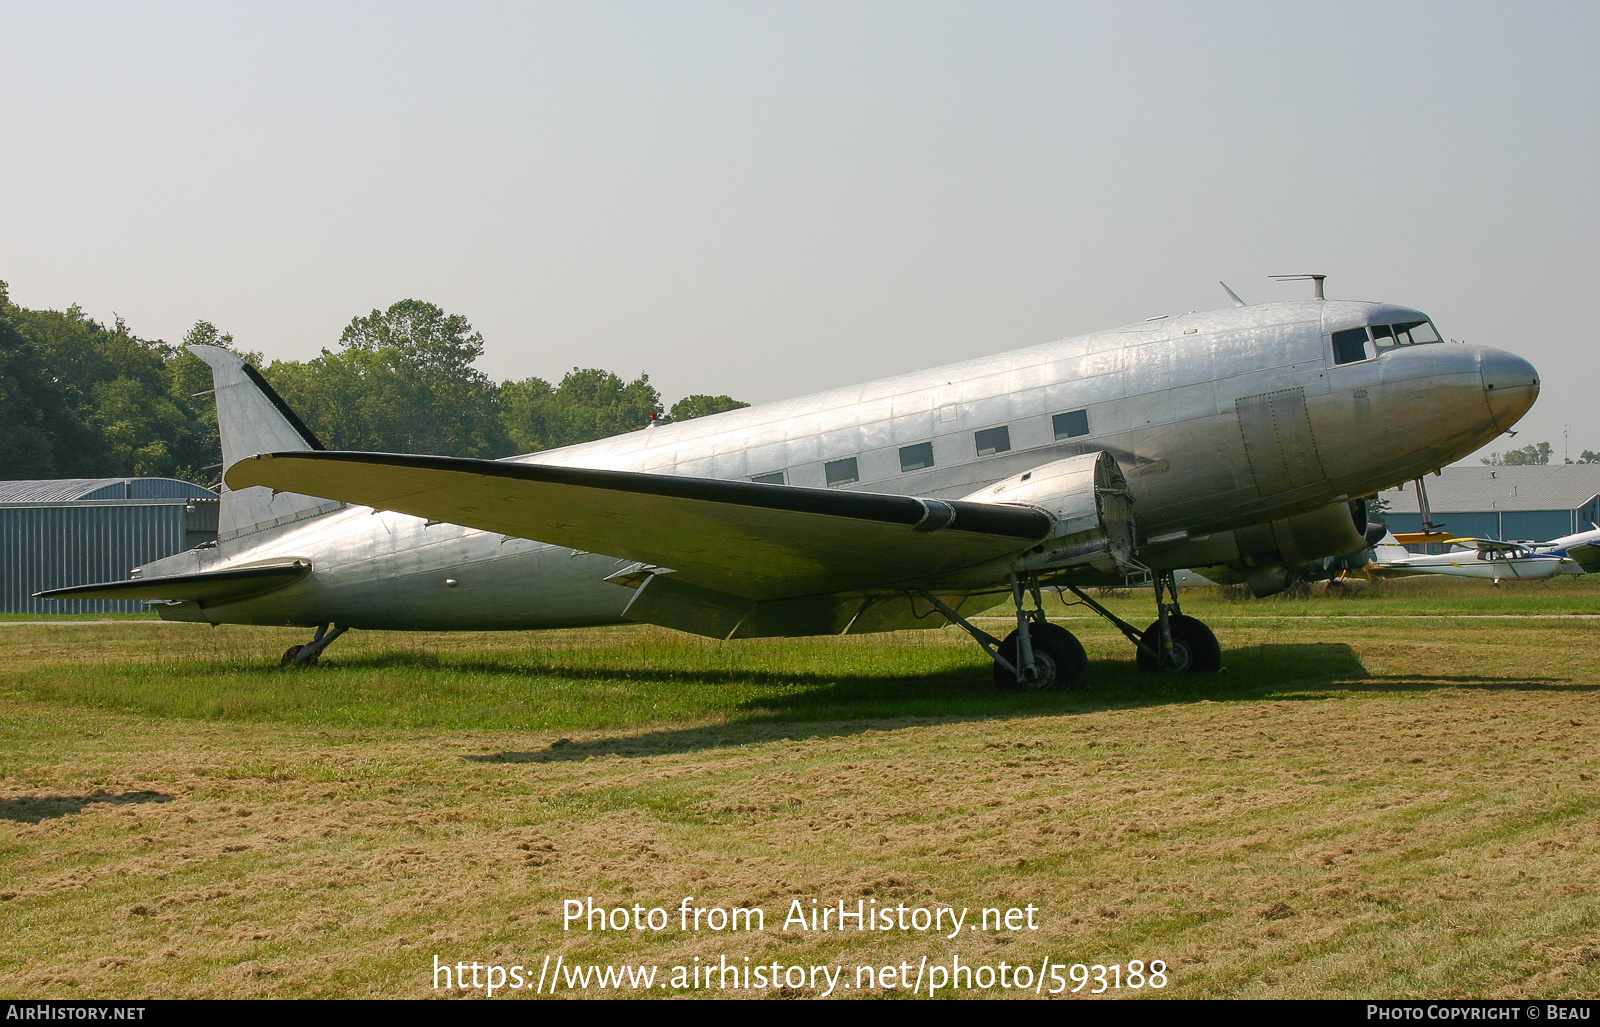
left=35, top=562, right=311, bottom=604
left=225, top=451, right=1051, bottom=600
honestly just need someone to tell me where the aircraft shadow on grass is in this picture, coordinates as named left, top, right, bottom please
left=458, top=643, right=1585, bottom=764
left=0, top=790, right=173, bottom=824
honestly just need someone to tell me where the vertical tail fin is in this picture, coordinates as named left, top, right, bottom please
left=1372, top=532, right=1412, bottom=565
left=189, top=345, right=344, bottom=543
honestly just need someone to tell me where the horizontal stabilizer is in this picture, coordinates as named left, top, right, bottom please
left=224, top=451, right=1052, bottom=600
left=36, top=562, right=310, bottom=604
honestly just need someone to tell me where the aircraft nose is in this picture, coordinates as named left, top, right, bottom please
left=1478, top=347, right=1540, bottom=431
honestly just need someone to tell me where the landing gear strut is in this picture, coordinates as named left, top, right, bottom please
left=1134, top=571, right=1222, bottom=673
left=1062, top=570, right=1221, bottom=674
left=920, top=575, right=1088, bottom=691
left=280, top=622, right=348, bottom=667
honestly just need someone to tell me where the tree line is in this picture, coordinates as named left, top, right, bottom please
left=1481, top=442, right=1599, bottom=466
left=0, top=284, right=748, bottom=484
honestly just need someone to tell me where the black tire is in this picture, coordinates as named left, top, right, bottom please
left=280, top=644, right=317, bottom=668
left=993, top=623, right=1089, bottom=691
left=1135, top=614, right=1222, bottom=674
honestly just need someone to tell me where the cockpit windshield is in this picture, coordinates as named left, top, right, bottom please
left=1331, top=319, right=1443, bottom=364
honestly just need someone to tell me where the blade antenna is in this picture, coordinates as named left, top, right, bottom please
left=1219, top=281, right=1247, bottom=307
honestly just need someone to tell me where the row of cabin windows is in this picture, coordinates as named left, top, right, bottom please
left=751, top=408, right=1093, bottom=487
left=1331, top=320, right=1442, bottom=365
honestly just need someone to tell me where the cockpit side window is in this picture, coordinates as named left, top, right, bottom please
left=1392, top=320, right=1441, bottom=346
left=1332, top=327, right=1375, bottom=365
left=1367, top=319, right=1443, bottom=350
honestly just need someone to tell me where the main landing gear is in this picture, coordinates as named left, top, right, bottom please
left=1063, top=570, right=1221, bottom=675
left=280, top=622, right=348, bottom=667
left=925, top=569, right=1222, bottom=689
left=920, top=576, right=1088, bottom=691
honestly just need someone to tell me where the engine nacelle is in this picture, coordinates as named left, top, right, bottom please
left=1173, top=499, right=1371, bottom=597
left=1232, top=499, right=1369, bottom=571
left=962, top=451, right=1138, bottom=576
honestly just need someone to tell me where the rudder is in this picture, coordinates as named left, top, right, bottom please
left=190, top=344, right=345, bottom=543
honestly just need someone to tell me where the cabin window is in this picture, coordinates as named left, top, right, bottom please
left=1053, top=409, right=1090, bottom=440
left=974, top=426, right=1011, bottom=457
left=824, top=457, right=859, bottom=486
left=750, top=471, right=785, bottom=485
left=1332, top=327, right=1374, bottom=364
left=899, top=442, right=935, bottom=472
left=1371, top=324, right=1396, bottom=350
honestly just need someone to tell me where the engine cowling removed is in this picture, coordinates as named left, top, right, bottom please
left=961, top=451, right=1139, bottom=576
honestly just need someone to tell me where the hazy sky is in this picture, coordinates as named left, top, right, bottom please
left=4, top=1, right=1596, bottom=463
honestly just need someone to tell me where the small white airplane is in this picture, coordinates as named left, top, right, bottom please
left=1367, top=528, right=1597, bottom=584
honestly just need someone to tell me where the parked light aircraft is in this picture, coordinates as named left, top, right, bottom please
left=1369, top=526, right=1599, bottom=584
left=41, top=284, right=1540, bottom=689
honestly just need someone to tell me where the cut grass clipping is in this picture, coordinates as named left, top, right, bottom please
left=0, top=576, right=1596, bottom=999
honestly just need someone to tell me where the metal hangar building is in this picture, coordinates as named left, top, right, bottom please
left=1375, top=465, right=1600, bottom=545
left=0, top=478, right=219, bottom=614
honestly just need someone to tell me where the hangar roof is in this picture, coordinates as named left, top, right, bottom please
left=0, top=478, right=218, bottom=504
left=1377, top=465, right=1600, bottom=514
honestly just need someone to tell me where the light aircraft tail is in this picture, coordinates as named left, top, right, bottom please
left=189, top=345, right=345, bottom=544
left=1371, top=532, right=1412, bottom=565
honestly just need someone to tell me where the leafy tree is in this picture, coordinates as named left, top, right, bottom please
left=501, top=368, right=663, bottom=452
left=263, top=300, right=509, bottom=457
left=669, top=394, right=749, bottom=422
left=0, top=281, right=754, bottom=475
left=0, top=287, right=102, bottom=478
left=1481, top=442, right=1553, bottom=466
left=0, top=283, right=215, bottom=480
left=1570, top=450, right=1600, bottom=465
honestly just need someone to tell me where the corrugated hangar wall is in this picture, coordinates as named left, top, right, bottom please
left=0, top=479, right=219, bottom=614
left=1374, top=466, right=1600, bottom=550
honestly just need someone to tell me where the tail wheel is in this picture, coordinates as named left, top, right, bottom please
left=280, top=644, right=318, bottom=668
left=993, top=623, right=1089, bottom=691
left=1135, top=614, right=1222, bottom=674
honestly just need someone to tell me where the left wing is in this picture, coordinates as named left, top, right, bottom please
left=226, top=451, right=1052, bottom=600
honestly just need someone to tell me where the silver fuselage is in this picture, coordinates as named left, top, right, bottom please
left=146, top=299, right=1538, bottom=629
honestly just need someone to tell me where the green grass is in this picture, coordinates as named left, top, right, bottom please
left=1, top=577, right=1597, bottom=1000
left=6, top=575, right=1596, bottom=734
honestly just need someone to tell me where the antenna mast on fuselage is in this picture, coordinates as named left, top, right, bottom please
left=1269, top=273, right=1327, bottom=300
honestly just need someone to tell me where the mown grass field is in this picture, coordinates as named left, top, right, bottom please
left=0, top=576, right=1597, bottom=999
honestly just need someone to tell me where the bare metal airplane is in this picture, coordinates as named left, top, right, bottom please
left=41, top=281, right=1540, bottom=690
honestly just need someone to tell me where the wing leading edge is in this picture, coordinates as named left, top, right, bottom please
left=225, top=451, right=1053, bottom=600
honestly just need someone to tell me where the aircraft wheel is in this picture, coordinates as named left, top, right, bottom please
left=280, top=644, right=317, bottom=668
left=993, top=623, right=1089, bottom=691
left=1135, top=615, right=1222, bottom=674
